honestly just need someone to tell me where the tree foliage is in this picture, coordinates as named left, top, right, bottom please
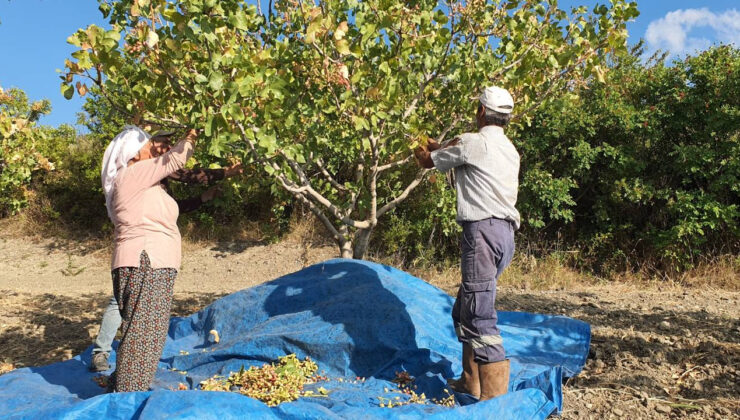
left=62, top=0, right=638, bottom=258
left=0, top=87, right=53, bottom=216
left=516, top=45, right=740, bottom=271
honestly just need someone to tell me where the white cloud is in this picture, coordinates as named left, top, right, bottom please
left=645, top=8, right=740, bottom=58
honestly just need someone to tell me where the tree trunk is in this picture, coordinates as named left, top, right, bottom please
left=340, top=240, right=353, bottom=259
left=352, top=228, right=373, bottom=259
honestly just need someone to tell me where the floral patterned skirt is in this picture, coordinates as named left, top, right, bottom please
left=110, top=250, right=176, bottom=392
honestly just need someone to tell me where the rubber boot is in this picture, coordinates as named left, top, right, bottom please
left=446, top=343, right=480, bottom=398
left=478, top=359, right=510, bottom=401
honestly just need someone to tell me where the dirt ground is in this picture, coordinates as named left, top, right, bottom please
left=0, top=233, right=737, bottom=419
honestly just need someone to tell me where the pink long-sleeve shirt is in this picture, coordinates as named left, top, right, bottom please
left=109, top=140, right=194, bottom=270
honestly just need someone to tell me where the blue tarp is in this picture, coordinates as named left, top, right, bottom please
left=0, top=259, right=590, bottom=419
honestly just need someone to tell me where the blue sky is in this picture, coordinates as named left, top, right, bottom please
left=1, top=0, right=738, bottom=129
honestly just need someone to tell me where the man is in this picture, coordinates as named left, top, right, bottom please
left=414, top=86, right=520, bottom=401
left=89, top=129, right=243, bottom=372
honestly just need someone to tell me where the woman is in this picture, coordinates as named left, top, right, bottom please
left=101, top=125, right=198, bottom=392
left=88, top=131, right=243, bottom=373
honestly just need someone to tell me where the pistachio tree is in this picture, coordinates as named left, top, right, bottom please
left=62, top=0, right=638, bottom=258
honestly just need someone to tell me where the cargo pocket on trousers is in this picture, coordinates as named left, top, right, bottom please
left=462, top=279, right=495, bottom=322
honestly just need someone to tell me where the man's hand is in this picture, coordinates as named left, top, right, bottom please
left=427, top=139, right=441, bottom=152
left=224, top=162, right=244, bottom=178
left=200, top=185, right=222, bottom=203
left=413, top=144, right=428, bottom=160
left=414, top=144, right=434, bottom=169
left=413, top=137, right=460, bottom=169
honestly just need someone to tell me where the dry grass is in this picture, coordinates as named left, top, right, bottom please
left=0, top=214, right=111, bottom=256
left=0, top=362, right=15, bottom=375
left=407, top=255, right=600, bottom=295
left=664, top=255, right=739, bottom=290
left=281, top=216, right=335, bottom=247
left=0, top=216, right=24, bottom=238
left=0, top=291, right=103, bottom=367
left=403, top=252, right=739, bottom=294
left=179, top=218, right=269, bottom=245
left=502, top=253, right=602, bottom=290
left=605, top=255, right=740, bottom=291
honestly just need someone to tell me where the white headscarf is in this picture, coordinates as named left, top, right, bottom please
left=101, top=125, right=151, bottom=219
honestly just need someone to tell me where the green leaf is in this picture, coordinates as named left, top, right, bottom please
left=99, top=3, right=111, bottom=18
left=101, top=37, right=118, bottom=49
left=60, top=83, right=74, bottom=100
left=257, top=131, right=277, bottom=153
left=225, top=103, right=242, bottom=120
left=352, top=116, right=369, bottom=131
left=335, top=39, right=350, bottom=55
left=505, top=41, right=515, bottom=55
left=105, top=30, right=121, bottom=42
left=378, top=62, right=390, bottom=75
left=205, top=115, right=214, bottom=137
left=229, top=12, right=251, bottom=31
left=146, top=30, right=159, bottom=48
left=434, top=10, right=449, bottom=25
left=209, top=72, right=224, bottom=91
left=209, top=134, right=225, bottom=157
left=67, top=33, right=82, bottom=47
left=305, top=20, right=322, bottom=43
left=162, top=7, right=178, bottom=21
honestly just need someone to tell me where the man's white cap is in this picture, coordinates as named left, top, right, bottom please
left=479, top=86, right=514, bottom=114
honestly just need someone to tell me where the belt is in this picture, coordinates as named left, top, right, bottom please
left=460, top=216, right=514, bottom=228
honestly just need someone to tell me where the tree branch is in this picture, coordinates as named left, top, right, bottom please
left=309, top=153, right=348, bottom=191
left=402, top=32, right=455, bottom=120
left=512, top=45, right=601, bottom=121
left=236, top=122, right=370, bottom=230
left=377, top=168, right=431, bottom=217
left=377, top=113, right=463, bottom=175
left=292, top=188, right=342, bottom=242
left=311, top=41, right=341, bottom=64
left=377, top=154, right=413, bottom=172
left=369, top=134, right=380, bottom=224
left=435, top=113, right=466, bottom=143
left=279, top=153, right=358, bottom=225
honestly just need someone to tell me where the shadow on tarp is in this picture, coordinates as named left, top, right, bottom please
left=0, top=258, right=589, bottom=419
left=261, top=261, right=452, bottom=379
left=158, top=260, right=458, bottom=389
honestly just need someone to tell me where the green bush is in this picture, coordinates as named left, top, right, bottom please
left=375, top=173, right=459, bottom=266
left=0, top=87, right=53, bottom=216
left=516, top=45, right=739, bottom=272
left=28, top=127, right=110, bottom=235
left=171, top=163, right=282, bottom=240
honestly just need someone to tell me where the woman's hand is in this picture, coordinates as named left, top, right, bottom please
left=224, top=162, right=244, bottom=178
left=184, top=129, right=199, bottom=145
